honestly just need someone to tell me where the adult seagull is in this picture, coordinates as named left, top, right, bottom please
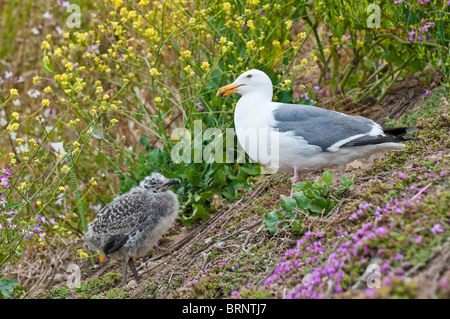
left=217, top=69, right=419, bottom=188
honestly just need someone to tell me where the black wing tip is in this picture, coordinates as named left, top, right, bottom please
left=345, top=134, right=422, bottom=147
left=103, top=234, right=129, bottom=255
left=382, top=126, right=422, bottom=136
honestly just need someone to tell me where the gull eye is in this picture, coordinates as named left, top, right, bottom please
left=247, top=74, right=252, bottom=79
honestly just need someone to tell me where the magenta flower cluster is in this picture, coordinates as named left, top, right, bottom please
left=1, top=166, right=44, bottom=240
left=0, top=165, right=12, bottom=209
left=1, top=210, right=44, bottom=240
left=260, top=152, right=448, bottom=298
left=409, top=21, right=435, bottom=43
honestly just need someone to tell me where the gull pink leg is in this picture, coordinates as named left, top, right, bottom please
left=291, top=169, right=300, bottom=184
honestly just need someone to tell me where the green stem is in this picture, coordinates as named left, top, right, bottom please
left=66, top=151, right=96, bottom=267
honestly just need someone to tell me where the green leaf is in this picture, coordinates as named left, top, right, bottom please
left=310, top=197, right=330, bottom=214
left=181, top=204, right=210, bottom=227
left=140, top=135, right=150, bottom=147
left=212, top=169, right=227, bottom=186
left=293, top=193, right=310, bottom=210
left=0, top=279, right=19, bottom=298
left=5, top=202, right=21, bottom=210
left=341, top=175, right=355, bottom=191
left=42, top=55, right=54, bottom=74
left=304, top=187, right=321, bottom=199
left=264, top=210, right=282, bottom=234
left=322, top=171, right=333, bottom=184
left=185, top=167, right=201, bottom=186
left=291, top=219, right=303, bottom=235
left=280, top=195, right=296, bottom=213
left=364, top=59, right=376, bottom=68
left=299, top=99, right=315, bottom=106
left=292, top=181, right=306, bottom=192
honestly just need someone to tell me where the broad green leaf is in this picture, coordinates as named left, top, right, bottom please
left=280, top=195, right=297, bottom=213
left=322, top=171, right=333, bottom=184
left=310, top=197, right=330, bottom=214
left=180, top=204, right=210, bottom=227
left=140, top=135, right=150, bottom=147
left=263, top=210, right=282, bottom=234
left=0, top=279, right=19, bottom=298
left=213, top=169, right=227, bottom=186
left=293, top=193, right=310, bottom=210
left=291, top=220, right=303, bottom=235
left=292, top=181, right=305, bottom=192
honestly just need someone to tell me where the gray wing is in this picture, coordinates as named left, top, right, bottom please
left=90, top=192, right=151, bottom=236
left=272, top=104, right=412, bottom=151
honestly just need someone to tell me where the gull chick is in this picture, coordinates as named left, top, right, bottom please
left=84, top=173, right=180, bottom=286
left=217, top=69, right=420, bottom=190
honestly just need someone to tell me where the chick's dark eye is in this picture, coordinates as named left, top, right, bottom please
left=247, top=74, right=252, bottom=79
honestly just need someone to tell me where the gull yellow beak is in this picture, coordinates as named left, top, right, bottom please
left=216, top=84, right=244, bottom=97
left=99, top=253, right=106, bottom=263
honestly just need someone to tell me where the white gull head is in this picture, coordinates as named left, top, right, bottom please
left=217, top=69, right=273, bottom=101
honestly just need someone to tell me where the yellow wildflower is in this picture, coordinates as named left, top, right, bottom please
left=19, top=182, right=28, bottom=191
left=54, top=47, right=62, bottom=57
left=298, top=32, right=307, bottom=39
left=41, top=40, right=51, bottom=50
left=149, top=68, right=161, bottom=77
left=65, top=62, right=73, bottom=71
left=138, top=0, right=149, bottom=6
left=77, top=249, right=89, bottom=259
left=285, top=20, right=293, bottom=30
left=181, top=50, right=191, bottom=60
left=246, top=40, right=255, bottom=50
left=89, top=177, right=97, bottom=186
left=201, top=61, right=210, bottom=72
left=7, top=123, right=20, bottom=132
left=222, top=2, right=231, bottom=14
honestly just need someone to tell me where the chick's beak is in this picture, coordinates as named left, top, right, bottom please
left=158, top=179, right=181, bottom=189
left=216, top=83, right=244, bottom=97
